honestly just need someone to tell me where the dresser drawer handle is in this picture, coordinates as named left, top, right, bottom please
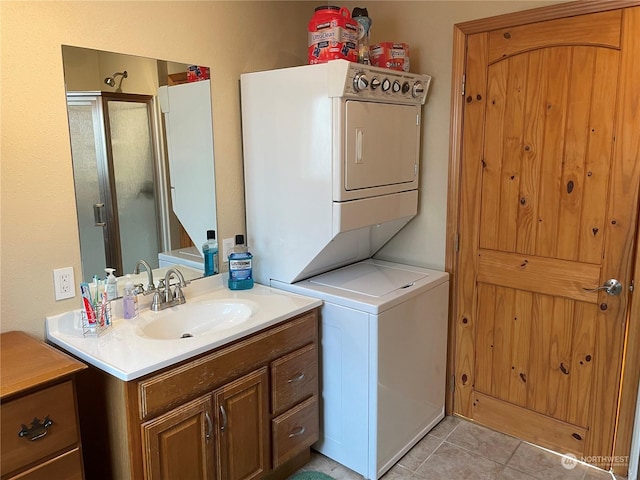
left=288, top=426, right=306, bottom=438
left=287, top=373, right=305, bottom=383
left=18, top=416, right=53, bottom=441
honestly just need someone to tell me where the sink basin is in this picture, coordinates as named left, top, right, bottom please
left=138, top=299, right=257, bottom=340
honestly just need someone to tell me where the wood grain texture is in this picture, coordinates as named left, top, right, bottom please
left=270, top=343, right=317, bottom=417
left=455, top=0, right=640, bottom=35
left=1, top=332, right=86, bottom=399
left=449, top=0, right=640, bottom=472
left=214, top=367, right=269, bottom=480
left=473, top=391, right=587, bottom=456
left=453, top=32, right=489, bottom=417
left=76, top=308, right=319, bottom=480
left=8, top=448, right=83, bottom=480
left=445, top=24, right=468, bottom=416
left=271, top=396, right=318, bottom=468
left=585, top=5, right=640, bottom=462
left=139, top=312, right=316, bottom=419
left=141, top=395, right=214, bottom=480
left=613, top=213, right=640, bottom=475
left=1, top=381, right=79, bottom=476
left=487, top=10, right=622, bottom=64
left=0, top=333, right=85, bottom=480
left=476, top=249, right=601, bottom=303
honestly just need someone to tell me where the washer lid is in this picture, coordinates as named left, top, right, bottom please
left=308, top=261, right=428, bottom=297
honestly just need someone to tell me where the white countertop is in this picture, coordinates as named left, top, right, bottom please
left=45, top=275, right=321, bottom=381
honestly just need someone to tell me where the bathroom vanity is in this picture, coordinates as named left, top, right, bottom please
left=46, top=277, right=321, bottom=480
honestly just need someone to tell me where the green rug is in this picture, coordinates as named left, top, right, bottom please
left=289, top=471, right=335, bottom=480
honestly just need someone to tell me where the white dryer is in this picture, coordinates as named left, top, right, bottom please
left=272, top=259, right=449, bottom=479
left=240, top=61, right=445, bottom=479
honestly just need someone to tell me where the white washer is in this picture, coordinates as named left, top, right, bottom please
left=272, top=258, right=449, bottom=479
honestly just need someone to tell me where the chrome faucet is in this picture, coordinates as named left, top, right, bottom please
left=151, top=268, right=189, bottom=311
left=133, top=259, right=155, bottom=294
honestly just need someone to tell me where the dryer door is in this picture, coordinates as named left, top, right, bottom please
left=343, top=100, right=419, bottom=192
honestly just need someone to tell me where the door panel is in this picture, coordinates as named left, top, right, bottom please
left=141, top=395, right=214, bottom=480
left=455, top=6, right=640, bottom=465
left=214, top=368, right=269, bottom=480
left=344, top=101, right=418, bottom=190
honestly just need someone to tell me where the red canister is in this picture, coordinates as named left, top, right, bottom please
left=308, top=6, right=358, bottom=64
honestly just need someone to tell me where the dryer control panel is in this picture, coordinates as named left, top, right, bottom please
left=328, top=60, right=432, bottom=105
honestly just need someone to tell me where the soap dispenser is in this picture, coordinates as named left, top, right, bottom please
left=105, top=268, right=118, bottom=300
left=123, top=274, right=138, bottom=319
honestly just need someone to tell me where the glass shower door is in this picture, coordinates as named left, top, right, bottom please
left=68, top=97, right=108, bottom=281
left=67, top=93, right=161, bottom=281
left=104, top=97, right=160, bottom=275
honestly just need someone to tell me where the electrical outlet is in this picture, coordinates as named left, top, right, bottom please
left=54, top=267, right=75, bottom=300
left=222, top=237, right=235, bottom=262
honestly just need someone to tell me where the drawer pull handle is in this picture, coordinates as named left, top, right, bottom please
left=18, top=416, right=53, bottom=441
left=288, top=426, right=306, bottom=438
left=220, top=405, right=228, bottom=432
left=205, top=412, right=213, bottom=440
left=287, top=373, right=305, bottom=383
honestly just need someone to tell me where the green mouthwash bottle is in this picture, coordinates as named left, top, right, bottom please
left=228, top=234, right=254, bottom=290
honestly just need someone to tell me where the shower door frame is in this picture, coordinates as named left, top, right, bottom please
left=67, top=91, right=165, bottom=279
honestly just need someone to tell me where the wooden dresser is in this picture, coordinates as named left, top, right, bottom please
left=1, top=331, right=87, bottom=480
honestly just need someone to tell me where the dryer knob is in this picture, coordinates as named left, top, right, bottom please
left=381, top=78, right=391, bottom=91
left=353, top=73, right=369, bottom=92
left=370, top=77, right=381, bottom=90
left=402, top=81, right=410, bottom=94
left=392, top=80, right=401, bottom=93
left=412, top=81, right=425, bottom=98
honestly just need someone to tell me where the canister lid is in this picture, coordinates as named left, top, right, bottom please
left=352, top=7, right=369, bottom=17
left=314, top=5, right=340, bottom=12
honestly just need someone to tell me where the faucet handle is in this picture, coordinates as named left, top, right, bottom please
left=174, top=284, right=186, bottom=302
left=156, top=279, right=166, bottom=290
left=150, top=291, right=162, bottom=311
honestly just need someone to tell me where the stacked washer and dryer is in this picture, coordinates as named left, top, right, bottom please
left=240, top=60, right=449, bottom=479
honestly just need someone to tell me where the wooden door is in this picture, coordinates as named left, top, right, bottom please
left=141, top=395, right=215, bottom=480
left=453, top=6, right=640, bottom=464
left=214, top=367, right=269, bottom=480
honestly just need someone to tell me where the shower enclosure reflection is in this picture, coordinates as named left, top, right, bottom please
left=67, top=92, right=160, bottom=280
left=62, top=45, right=217, bottom=285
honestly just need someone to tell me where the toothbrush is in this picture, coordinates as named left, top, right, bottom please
left=80, top=283, right=96, bottom=324
left=99, top=290, right=107, bottom=327
left=93, top=275, right=100, bottom=307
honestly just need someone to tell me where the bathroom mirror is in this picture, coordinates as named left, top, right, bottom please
left=62, top=46, right=217, bottom=287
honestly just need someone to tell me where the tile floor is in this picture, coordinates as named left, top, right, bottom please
left=292, top=416, right=627, bottom=480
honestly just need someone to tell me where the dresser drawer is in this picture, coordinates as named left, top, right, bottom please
left=8, top=447, right=83, bottom=480
left=271, top=343, right=317, bottom=415
left=1, top=381, right=79, bottom=475
left=271, top=395, right=318, bottom=468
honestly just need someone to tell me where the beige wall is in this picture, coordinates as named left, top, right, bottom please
left=0, top=0, right=556, bottom=339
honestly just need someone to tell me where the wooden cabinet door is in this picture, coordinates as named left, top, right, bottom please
left=454, top=6, right=640, bottom=465
left=141, top=395, right=215, bottom=480
left=214, top=367, right=269, bottom=480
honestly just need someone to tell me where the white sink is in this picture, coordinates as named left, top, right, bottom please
left=138, top=299, right=257, bottom=340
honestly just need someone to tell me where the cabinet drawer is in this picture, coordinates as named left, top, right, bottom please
left=271, top=343, right=317, bottom=415
left=138, top=310, right=317, bottom=419
left=8, top=447, right=83, bottom=480
left=272, top=395, right=318, bottom=468
left=1, top=381, right=79, bottom=475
